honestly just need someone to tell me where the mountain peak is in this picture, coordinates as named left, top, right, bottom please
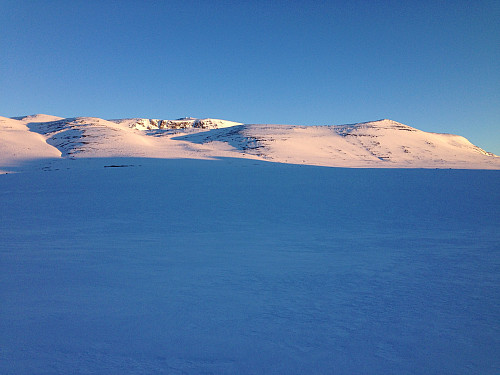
left=364, top=119, right=408, bottom=127
left=12, top=114, right=64, bottom=123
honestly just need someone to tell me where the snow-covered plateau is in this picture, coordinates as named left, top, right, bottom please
left=0, top=114, right=499, bottom=374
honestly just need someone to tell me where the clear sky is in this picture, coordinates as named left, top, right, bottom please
left=1, top=0, right=499, bottom=154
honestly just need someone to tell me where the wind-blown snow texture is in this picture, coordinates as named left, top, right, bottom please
left=1, top=158, right=499, bottom=374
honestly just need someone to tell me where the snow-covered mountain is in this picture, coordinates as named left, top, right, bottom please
left=1, top=114, right=498, bottom=170
left=178, top=119, right=498, bottom=168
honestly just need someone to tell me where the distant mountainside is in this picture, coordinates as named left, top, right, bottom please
left=1, top=114, right=498, bottom=170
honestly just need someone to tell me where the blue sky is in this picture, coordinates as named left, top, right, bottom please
left=1, top=0, right=499, bottom=153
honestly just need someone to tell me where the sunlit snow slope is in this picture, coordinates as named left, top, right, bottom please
left=1, top=114, right=498, bottom=170
left=0, top=116, right=62, bottom=168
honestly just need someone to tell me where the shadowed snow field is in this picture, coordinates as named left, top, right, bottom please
left=1, top=158, right=499, bottom=374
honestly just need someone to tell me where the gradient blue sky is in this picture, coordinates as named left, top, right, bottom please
left=1, top=0, right=499, bottom=153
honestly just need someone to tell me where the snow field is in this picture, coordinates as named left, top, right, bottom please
left=1, top=158, right=499, bottom=374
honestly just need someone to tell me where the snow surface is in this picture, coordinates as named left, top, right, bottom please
left=1, top=114, right=498, bottom=172
left=1, top=158, right=499, bottom=374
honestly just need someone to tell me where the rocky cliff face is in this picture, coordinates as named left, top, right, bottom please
left=109, top=117, right=243, bottom=130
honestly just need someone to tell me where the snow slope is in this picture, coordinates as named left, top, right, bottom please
left=178, top=120, right=499, bottom=168
left=1, top=114, right=498, bottom=171
left=1, top=158, right=499, bottom=374
left=0, top=116, right=61, bottom=172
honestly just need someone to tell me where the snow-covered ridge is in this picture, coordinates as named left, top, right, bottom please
left=109, top=117, right=242, bottom=130
left=1, top=114, right=498, bottom=170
